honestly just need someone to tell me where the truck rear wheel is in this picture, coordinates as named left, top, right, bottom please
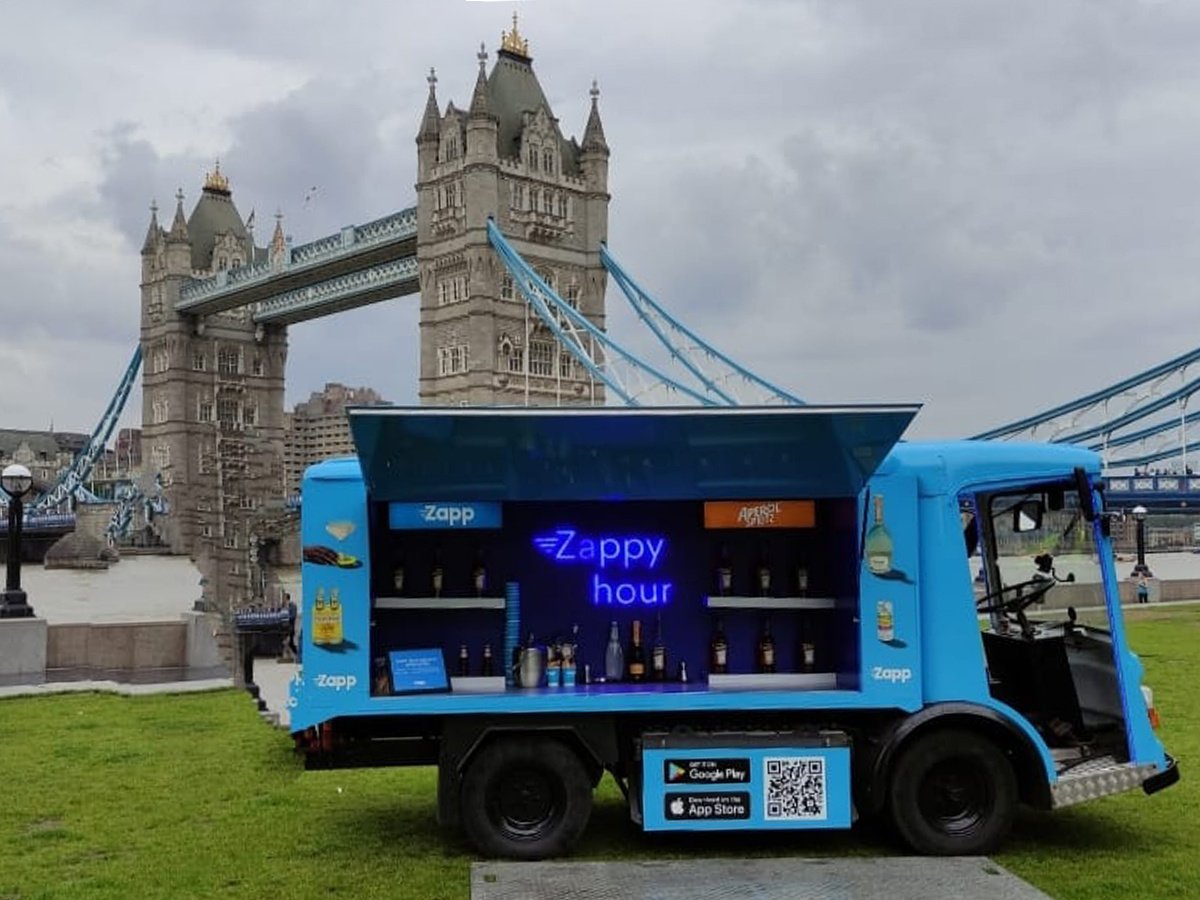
left=460, top=737, right=593, bottom=859
left=888, top=728, right=1016, bottom=855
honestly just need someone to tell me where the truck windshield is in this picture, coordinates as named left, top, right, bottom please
left=975, top=484, right=1107, bottom=627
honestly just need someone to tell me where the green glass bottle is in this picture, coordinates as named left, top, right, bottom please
left=865, top=495, right=894, bottom=575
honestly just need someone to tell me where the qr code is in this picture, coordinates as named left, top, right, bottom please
left=764, top=756, right=826, bottom=820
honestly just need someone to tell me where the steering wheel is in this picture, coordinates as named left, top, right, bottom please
left=975, top=577, right=1057, bottom=616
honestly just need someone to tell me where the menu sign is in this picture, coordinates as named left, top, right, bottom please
left=703, top=500, right=815, bottom=529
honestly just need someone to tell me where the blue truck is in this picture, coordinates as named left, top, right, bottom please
left=288, top=405, right=1178, bottom=859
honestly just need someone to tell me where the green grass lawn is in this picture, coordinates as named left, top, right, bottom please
left=1, top=606, right=1195, bottom=900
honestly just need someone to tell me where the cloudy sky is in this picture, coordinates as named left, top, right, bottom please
left=3, top=0, right=1200, bottom=442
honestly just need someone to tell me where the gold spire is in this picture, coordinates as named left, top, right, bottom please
left=204, top=159, right=230, bottom=194
left=500, top=11, right=529, bottom=58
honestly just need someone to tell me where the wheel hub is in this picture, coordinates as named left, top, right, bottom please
left=495, top=767, right=559, bottom=836
left=919, top=759, right=990, bottom=834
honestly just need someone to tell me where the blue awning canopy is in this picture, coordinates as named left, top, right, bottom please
left=348, top=406, right=920, bottom=503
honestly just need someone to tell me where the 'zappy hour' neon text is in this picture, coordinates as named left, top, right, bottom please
left=533, top=528, right=673, bottom=606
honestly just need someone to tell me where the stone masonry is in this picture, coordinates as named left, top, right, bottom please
left=416, top=18, right=611, bottom=406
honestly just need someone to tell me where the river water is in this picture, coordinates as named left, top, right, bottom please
left=19, top=556, right=301, bottom=624
left=15, top=552, right=1198, bottom=626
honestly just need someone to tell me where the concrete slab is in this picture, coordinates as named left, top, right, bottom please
left=470, top=857, right=1051, bottom=900
left=0, top=617, right=47, bottom=677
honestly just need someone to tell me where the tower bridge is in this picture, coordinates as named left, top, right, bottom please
left=10, top=15, right=1200, bottom=625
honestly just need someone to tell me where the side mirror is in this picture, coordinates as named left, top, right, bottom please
left=1013, top=499, right=1044, bottom=533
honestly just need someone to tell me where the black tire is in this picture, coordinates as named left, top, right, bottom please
left=460, top=737, right=593, bottom=859
left=888, top=728, right=1017, bottom=856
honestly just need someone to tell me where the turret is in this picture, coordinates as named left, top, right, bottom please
left=416, top=68, right=442, bottom=178
left=466, top=44, right=498, bottom=164
left=141, top=201, right=162, bottom=282
left=579, top=81, right=610, bottom=196
left=164, top=189, right=193, bottom=275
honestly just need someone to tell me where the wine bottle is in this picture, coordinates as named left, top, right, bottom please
left=865, top=495, right=894, bottom=575
left=716, top=544, right=733, bottom=597
left=604, top=620, right=624, bottom=682
left=796, top=566, right=808, bottom=598
left=457, top=643, right=470, bottom=677
left=799, top=619, right=816, bottom=673
left=431, top=551, right=444, bottom=597
left=372, top=657, right=391, bottom=696
left=472, top=549, right=487, bottom=597
left=757, top=617, right=776, bottom=674
left=756, top=544, right=772, bottom=597
left=627, top=619, right=646, bottom=682
left=651, top=614, right=666, bottom=682
left=709, top=617, right=728, bottom=674
left=481, top=643, right=495, bottom=676
left=393, top=558, right=406, bottom=594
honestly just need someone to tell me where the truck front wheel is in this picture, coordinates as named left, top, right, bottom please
left=888, top=729, right=1017, bottom=855
left=460, top=737, right=593, bottom=859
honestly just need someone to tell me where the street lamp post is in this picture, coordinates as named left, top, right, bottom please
left=1131, top=504, right=1153, bottom=578
left=1, top=463, right=35, bottom=619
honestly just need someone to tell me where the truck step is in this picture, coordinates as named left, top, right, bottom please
left=1051, top=755, right=1159, bottom=808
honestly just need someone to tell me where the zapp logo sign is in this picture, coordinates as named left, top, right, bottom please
left=388, top=501, right=501, bottom=530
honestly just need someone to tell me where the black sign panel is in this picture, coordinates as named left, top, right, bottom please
left=664, top=791, right=751, bottom=821
left=664, top=758, right=751, bottom=785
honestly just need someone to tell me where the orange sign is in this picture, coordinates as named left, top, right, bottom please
left=703, top=500, right=815, bottom=530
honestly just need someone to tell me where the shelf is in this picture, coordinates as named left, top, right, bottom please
left=450, top=676, right=507, bottom=693
left=707, top=672, right=837, bottom=690
left=704, top=595, right=836, bottom=610
left=374, top=596, right=506, bottom=610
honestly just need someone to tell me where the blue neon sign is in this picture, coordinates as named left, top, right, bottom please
left=533, top=527, right=673, bottom=607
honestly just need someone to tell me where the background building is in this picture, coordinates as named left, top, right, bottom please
left=284, top=383, right=391, bottom=495
left=0, top=430, right=89, bottom=494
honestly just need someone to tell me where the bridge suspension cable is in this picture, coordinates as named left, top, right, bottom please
left=972, top=345, right=1200, bottom=441
left=29, top=345, right=143, bottom=512
left=487, top=222, right=715, bottom=406
left=599, top=245, right=803, bottom=406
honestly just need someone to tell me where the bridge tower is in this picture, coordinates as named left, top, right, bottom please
left=416, top=16, right=610, bottom=405
left=139, top=167, right=288, bottom=612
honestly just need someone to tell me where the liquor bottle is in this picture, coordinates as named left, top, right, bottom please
left=757, top=617, right=776, bottom=674
left=709, top=617, right=729, bottom=675
left=472, top=549, right=487, bottom=597
left=604, top=621, right=624, bottom=682
left=392, top=557, right=406, bottom=595
left=481, top=643, right=495, bottom=676
left=627, top=619, right=647, bottom=682
left=796, top=566, right=809, bottom=598
left=457, top=643, right=470, bottom=678
left=756, top=545, right=772, bottom=597
left=651, top=614, right=667, bottom=682
left=716, top=544, right=733, bottom=597
left=678, top=660, right=689, bottom=684
left=372, top=657, right=391, bottom=696
left=562, top=626, right=577, bottom=687
left=431, top=551, right=444, bottom=597
left=799, top=619, right=816, bottom=673
left=865, top=495, right=894, bottom=575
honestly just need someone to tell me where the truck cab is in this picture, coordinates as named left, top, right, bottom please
left=288, top=407, right=1177, bottom=858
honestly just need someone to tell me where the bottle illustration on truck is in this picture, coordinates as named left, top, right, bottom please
left=287, top=406, right=1178, bottom=860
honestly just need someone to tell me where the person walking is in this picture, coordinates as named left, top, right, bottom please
left=285, top=592, right=299, bottom=658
